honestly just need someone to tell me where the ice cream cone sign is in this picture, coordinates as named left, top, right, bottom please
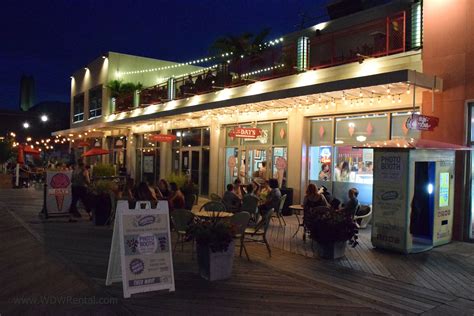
left=49, top=173, right=70, bottom=212
left=275, top=157, right=287, bottom=187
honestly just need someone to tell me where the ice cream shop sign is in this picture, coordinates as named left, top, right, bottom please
left=228, top=127, right=262, bottom=139
left=405, top=114, right=439, bottom=131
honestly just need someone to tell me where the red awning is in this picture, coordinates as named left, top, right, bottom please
left=82, top=148, right=110, bottom=157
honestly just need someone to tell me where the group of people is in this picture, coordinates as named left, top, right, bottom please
left=303, top=183, right=360, bottom=222
left=222, top=177, right=281, bottom=216
left=319, top=160, right=373, bottom=182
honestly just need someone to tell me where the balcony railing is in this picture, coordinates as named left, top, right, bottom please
left=113, top=11, right=408, bottom=113
left=310, top=12, right=406, bottom=69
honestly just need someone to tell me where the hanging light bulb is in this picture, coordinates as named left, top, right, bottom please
left=359, top=89, right=363, bottom=97
left=386, top=85, right=391, bottom=94
left=406, top=84, right=411, bottom=94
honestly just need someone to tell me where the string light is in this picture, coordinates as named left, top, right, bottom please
left=240, top=64, right=285, bottom=78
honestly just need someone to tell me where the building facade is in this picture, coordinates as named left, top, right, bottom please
left=54, top=0, right=474, bottom=241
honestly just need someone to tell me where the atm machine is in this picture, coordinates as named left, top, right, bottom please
left=371, top=148, right=455, bottom=254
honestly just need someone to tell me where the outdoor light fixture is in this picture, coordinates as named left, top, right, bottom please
left=84, top=67, right=89, bottom=71
left=40, top=115, right=48, bottom=122
left=23, top=122, right=29, bottom=129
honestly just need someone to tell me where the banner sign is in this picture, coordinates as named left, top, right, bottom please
left=371, top=151, right=409, bottom=252
left=150, top=134, right=177, bottom=142
left=106, top=200, right=175, bottom=298
left=46, top=171, right=72, bottom=213
left=405, top=114, right=439, bottom=131
left=228, top=127, right=262, bottom=139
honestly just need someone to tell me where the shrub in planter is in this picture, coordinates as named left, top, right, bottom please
left=92, top=164, right=116, bottom=178
left=187, top=217, right=236, bottom=281
left=305, top=207, right=358, bottom=259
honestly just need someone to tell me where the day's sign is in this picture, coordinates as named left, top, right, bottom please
left=106, top=200, right=175, bottom=298
left=228, top=127, right=262, bottom=139
left=405, top=114, right=439, bottom=131
left=46, top=171, right=72, bottom=214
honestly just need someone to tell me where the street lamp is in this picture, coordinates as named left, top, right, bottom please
left=40, top=115, right=48, bottom=122
left=23, top=122, right=30, bottom=129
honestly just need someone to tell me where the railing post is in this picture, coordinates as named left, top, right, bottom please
left=167, top=77, right=175, bottom=101
left=297, top=36, right=310, bottom=71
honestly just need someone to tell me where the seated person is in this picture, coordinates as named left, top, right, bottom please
left=342, top=188, right=359, bottom=217
left=233, top=178, right=244, bottom=199
left=134, top=182, right=158, bottom=208
left=222, top=183, right=242, bottom=212
left=258, top=178, right=281, bottom=216
left=330, top=198, right=341, bottom=211
left=168, top=182, right=185, bottom=211
left=303, top=183, right=329, bottom=212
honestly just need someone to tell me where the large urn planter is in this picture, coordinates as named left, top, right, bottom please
left=196, top=241, right=234, bottom=281
left=92, top=193, right=112, bottom=226
left=315, top=241, right=347, bottom=259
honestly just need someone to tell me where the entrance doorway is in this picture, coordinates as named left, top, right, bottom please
left=175, top=148, right=210, bottom=196
left=411, top=161, right=436, bottom=248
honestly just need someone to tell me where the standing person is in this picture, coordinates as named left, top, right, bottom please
left=318, top=163, right=331, bottom=181
left=258, top=161, right=268, bottom=180
left=69, top=161, right=92, bottom=222
left=134, top=182, right=158, bottom=203
left=239, top=159, right=247, bottom=184
left=168, top=182, right=185, bottom=211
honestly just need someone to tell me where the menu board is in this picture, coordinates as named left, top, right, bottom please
left=106, top=200, right=175, bottom=298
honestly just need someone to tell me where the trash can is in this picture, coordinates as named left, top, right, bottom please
left=280, top=187, right=294, bottom=216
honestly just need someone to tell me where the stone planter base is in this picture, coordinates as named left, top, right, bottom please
left=315, top=241, right=347, bottom=259
left=196, top=241, right=234, bottom=281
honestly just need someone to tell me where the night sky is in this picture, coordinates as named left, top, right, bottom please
left=0, top=0, right=328, bottom=110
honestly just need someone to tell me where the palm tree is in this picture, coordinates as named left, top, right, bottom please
left=210, top=28, right=271, bottom=80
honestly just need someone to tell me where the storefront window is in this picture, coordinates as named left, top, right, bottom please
left=225, top=147, right=238, bottom=186
left=203, top=127, right=210, bottom=146
left=273, top=121, right=288, bottom=146
left=182, top=129, right=202, bottom=147
left=272, top=147, right=288, bottom=187
left=335, top=114, right=388, bottom=145
left=391, top=112, right=421, bottom=139
left=225, top=126, right=239, bottom=146
left=311, top=119, right=333, bottom=145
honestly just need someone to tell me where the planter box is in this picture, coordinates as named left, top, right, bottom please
left=315, top=241, right=347, bottom=259
left=196, top=241, right=234, bottom=281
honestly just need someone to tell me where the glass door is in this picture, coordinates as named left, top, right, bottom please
left=245, top=147, right=269, bottom=181
left=180, top=148, right=203, bottom=195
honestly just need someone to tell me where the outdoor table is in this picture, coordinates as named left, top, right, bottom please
left=192, top=209, right=234, bottom=219
left=289, top=204, right=306, bottom=241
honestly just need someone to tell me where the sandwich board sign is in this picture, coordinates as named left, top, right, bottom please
left=106, top=200, right=175, bottom=298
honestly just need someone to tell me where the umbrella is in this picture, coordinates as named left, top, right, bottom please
left=82, top=148, right=110, bottom=157
left=22, top=145, right=41, bottom=155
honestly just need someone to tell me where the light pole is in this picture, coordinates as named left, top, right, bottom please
left=40, top=115, right=48, bottom=122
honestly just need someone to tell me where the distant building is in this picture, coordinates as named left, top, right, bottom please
left=19, top=75, right=36, bottom=112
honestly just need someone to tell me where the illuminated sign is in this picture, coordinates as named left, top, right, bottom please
left=405, top=114, right=439, bottom=131
left=150, top=134, right=177, bottom=142
left=228, top=127, right=262, bottom=139
left=439, top=172, right=449, bottom=207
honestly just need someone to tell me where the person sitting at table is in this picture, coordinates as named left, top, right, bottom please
left=134, top=182, right=158, bottom=207
left=258, top=178, right=281, bottom=216
left=330, top=198, right=341, bottom=211
left=342, top=188, right=359, bottom=217
left=223, top=183, right=241, bottom=212
left=158, top=179, right=171, bottom=198
left=168, top=182, right=185, bottom=211
left=303, top=183, right=329, bottom=211
left=233, top=178, right=244, bottom=199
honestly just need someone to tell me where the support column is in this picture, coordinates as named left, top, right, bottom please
left=209, top=120, right=222, bottom=196
left=287, top=109, right=309, bottom=204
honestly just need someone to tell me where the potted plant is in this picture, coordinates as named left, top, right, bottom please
left=305, top=207, right=359, bottom=259
left=187, top=217, right=236, bottom=281
left=90, top=179, right=117, bottom=226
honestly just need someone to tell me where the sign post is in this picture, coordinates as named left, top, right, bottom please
left=106, top=200, right=175, bottom=298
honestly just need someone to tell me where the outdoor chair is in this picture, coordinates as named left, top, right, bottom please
left=210, top=193, right=223, bottom=202
left=199, top=201, right=227, bottom=213
left=230, top=212, right=251, bottom=261
left=241, top=194, right=259, bottom=223
left=354, top=205, right=372, bottom=229
left=244, top=208, right=274, bottom=257
left=273, top=194, right=287, bottom=227
left=171, top=209, right=195, bottom=254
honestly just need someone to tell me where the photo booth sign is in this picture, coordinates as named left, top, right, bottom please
left=106, top=200, right=175, bottom=298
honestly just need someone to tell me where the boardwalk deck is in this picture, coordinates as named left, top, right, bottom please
left=2, top=188, right=474, bottom=315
